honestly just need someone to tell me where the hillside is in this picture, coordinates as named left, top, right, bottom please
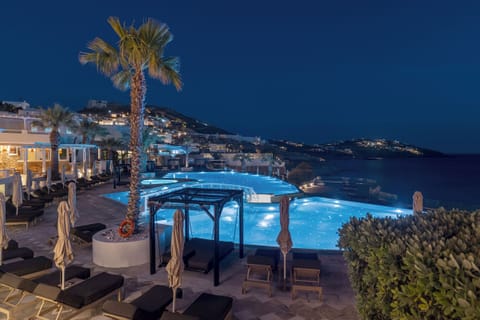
left=79, top=103, right=444, bottom=160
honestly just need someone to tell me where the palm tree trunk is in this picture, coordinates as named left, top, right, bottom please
left=126, top=70, right=146, bottom=230
left=50, top=130, right=60, bottom=180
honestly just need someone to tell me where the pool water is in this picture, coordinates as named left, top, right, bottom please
left=163, top=171, right=299, bottom=195
left=103, top=172, right=410, bottom=250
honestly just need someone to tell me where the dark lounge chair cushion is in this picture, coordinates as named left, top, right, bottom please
left=5, top=212, right=37, bottom=223
left=57, top=272, right=124, bottom=309
left=255, top=248, right=280, bottom=264
left=103, top=285, right=173, bottom=320
left=247, top=255, right=276, bottom=269
left=0, top=256, right=52, bottom=276
left=33, top=265, right=90, bottom=287
left=184, top=293, right=233, bottom=320
left=2, top=247, right=34, bottom=261
left=292, top=258, right=322, bottom=270
left=292, top=251, right=318, bottom=261
left=0, top=273, right=37, bottom=292
left=160, top=311, right=200, bottom=320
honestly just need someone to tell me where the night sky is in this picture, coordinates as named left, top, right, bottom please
left=2, top=1, right=480, bottom=153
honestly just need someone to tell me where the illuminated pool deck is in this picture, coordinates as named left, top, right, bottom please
left=103, top=172, right=410, bottom=250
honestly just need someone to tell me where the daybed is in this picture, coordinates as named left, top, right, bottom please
left=102, top=284, right=173, bottom=320
left=162, top=238, right=234, bottom=274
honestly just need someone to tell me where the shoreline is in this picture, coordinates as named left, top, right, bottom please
left=300, top=156, right=480, bottom=211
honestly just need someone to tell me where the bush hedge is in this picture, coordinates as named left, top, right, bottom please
left=338, top=208, right=480, bottom=320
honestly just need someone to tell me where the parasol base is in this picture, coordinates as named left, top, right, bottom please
left=92, top=228, right=149, bottom=268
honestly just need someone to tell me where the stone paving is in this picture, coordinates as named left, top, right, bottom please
left=1, top=180, right=360, bottom=320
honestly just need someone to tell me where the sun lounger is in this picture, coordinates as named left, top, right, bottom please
left=0, top=256, right=53, bottom=279
left=2, top=247, right=34, bottom=261
left=0, top=265, right=90, bottom=307
left=290, top=251, right=322, bottom=300
left=5, top=210, right=41, bottom=230
left=5, top=200, right=44, bottom=216
left=33, top=265, right=91, bottom=287
left=241, top=248, right=280, bottom=297
left=71, top=223, right=107, bottom=245
left=2, top=240, right=33, bottom=261
left=102, top=284, right=173, bottom=320
left=33, top=271, right=124, bottom=320
left=160, top=293, right=233, bottom=320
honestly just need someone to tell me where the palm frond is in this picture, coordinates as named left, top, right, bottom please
left=111, top=69, right=132, bottom=91
left=79, top=38, right=120, bottom=76
left=108, top=17, right=128, bottom=40
left=153, top=56, right=183, bottom=91
left=138, top=18, right=172, bottom=52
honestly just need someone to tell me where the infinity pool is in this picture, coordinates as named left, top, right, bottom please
left=103, top=172, right=410, bottom=250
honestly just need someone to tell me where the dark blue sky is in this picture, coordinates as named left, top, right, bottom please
left=2, top=1, right=480, bottom=153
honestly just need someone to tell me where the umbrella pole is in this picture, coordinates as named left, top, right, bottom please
left=283, top=252, right=287, bottom=290
left=172, top=288, right=177, bottom=312
left=61, top=266, right=65, bottom=290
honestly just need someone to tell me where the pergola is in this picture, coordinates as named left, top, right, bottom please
left=22, top=142, right=97, bottom=175
left=148, top=187, right=244, bottom=286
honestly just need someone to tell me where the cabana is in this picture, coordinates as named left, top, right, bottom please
left=148, top=187, right=244, bottom=286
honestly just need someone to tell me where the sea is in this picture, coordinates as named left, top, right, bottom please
left=313, top=154, right=480, bottom=211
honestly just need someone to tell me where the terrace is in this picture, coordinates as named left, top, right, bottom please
left=2, top=178, right=359, bottom=319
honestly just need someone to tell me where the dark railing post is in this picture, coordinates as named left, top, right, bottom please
left=239, top=195, right=244, bottom=258
left=149, top=204, right=156, bottom=275
left=214, top=204, right=220, bottom=286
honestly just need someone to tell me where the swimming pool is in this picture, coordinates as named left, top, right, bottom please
left=103, top=172, right=410, bottom=250
left=163, top=171, right=299, bottom=196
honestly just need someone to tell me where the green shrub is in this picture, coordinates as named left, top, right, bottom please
left=338, top=208, right=480, bottom=320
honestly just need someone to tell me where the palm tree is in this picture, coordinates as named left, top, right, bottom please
left=75, top=116, right=108, bottom=144
left=79, top=17, right=182, bottom=231
left=98, top=137, right=125, bottom=171
left=31, top=104, right=76, bottom=180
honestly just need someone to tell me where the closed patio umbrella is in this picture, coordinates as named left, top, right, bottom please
left=72, top=161, right=78, bottom=182
left=54, top=201, right=74, bottom=290
left=276, top=196, right=293, bottom=289
left=26, top=170, right=32, bottom=200
left=12, top=173, right=23, bottom=216
left=0, top=193, right=10, bottom=266
left=166, top=209, right=184, bottom=312
left=413, top=191, right=423, bottom=214
left=68, top=182, right=79, bottom=227
left=46, top=167, right=52, bottom=193
left=92, top=161, right=98, bottom=176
